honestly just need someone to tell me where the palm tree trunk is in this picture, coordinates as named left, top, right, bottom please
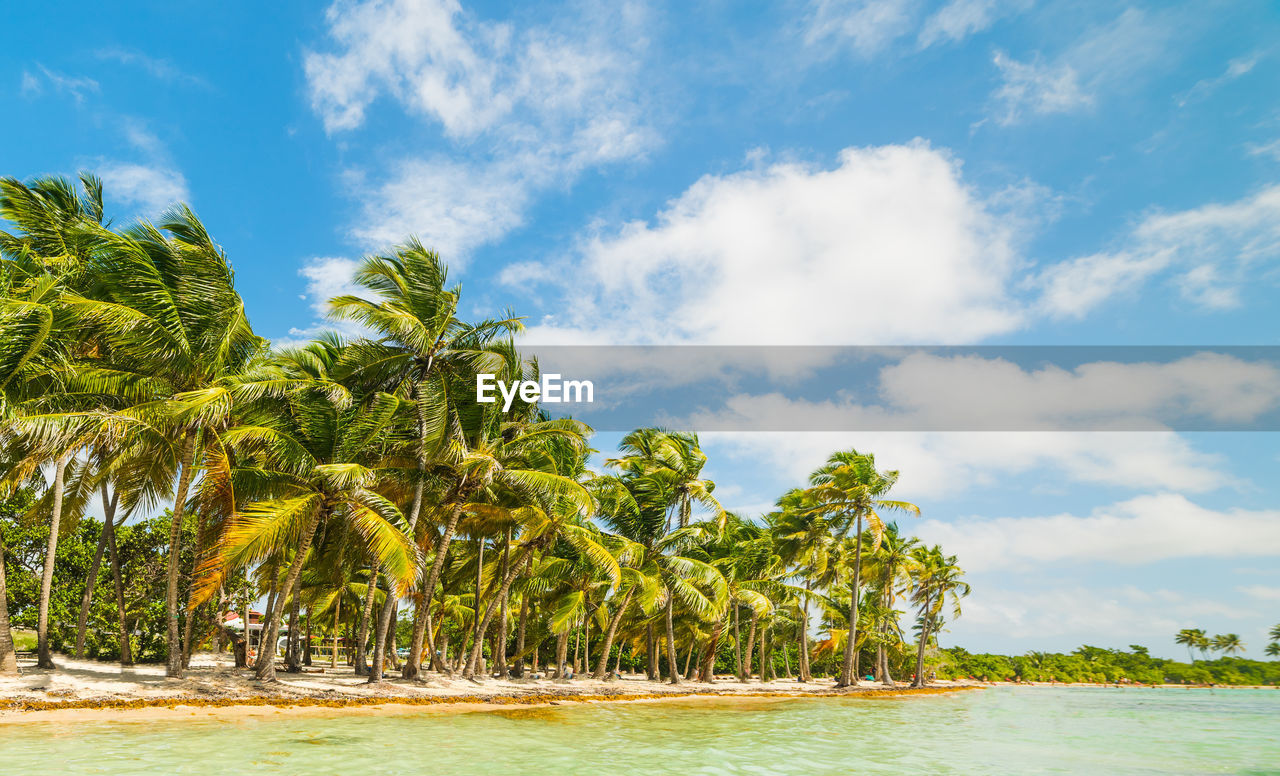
left=372, top=454, right=423, bottom=682
left=180, top=500, right=213, bottom=669
left=759, top=625, right=770, bottom=682
left=698, top=618, right=723, bottom=682
left=733, top=605, right=743, bottom=680
left=330, top=596, right=341, bottom=669
left=404, top=476, right=465, bottom=680
left=783, top=641, right=791, bottom=678
left=74, top=488, right=117, bottom=658
left=495, top=529, right=511, bottom=677
left=594, top=586, right=634, bottom=679
left=304, top=608, right=313, bottom=666
left=354, top=563, right=378, bottom=675
left=572, top=619, right=581, bottom=675
left=682, top=635, right=695, bottom=679
left=211, top=587, right=225, bottom=661
left=466, top=537, right=485, bottom=674
left=285, top=578, right=303, bottom=672
left=555, top=629, right=569, bottom=678
left=664, top=595, right=679, bottom=684
left=838, top=514, right=863, bottom=687
left=0, top=525, right=18, bottom=674
left=254, top=506, right=326, bottom=682
left=164, top=436, right=198, bottom=678
left=103, top=511, right=131, bottom=666
left=743, top=613, right=757, bottom=678
left=645, top=622, right=658, bottom=679
left=513, top=592, right=529, bottom=677
left=913, top=596, right=932, bottom=688
left=798, top=581, right=812, bottom=682
left=465, top=552, right=528, bottom=677
left=37, top=452, right=70, bottom=669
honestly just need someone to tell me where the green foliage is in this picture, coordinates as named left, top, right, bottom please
left=1, top=488, right=197, bottom=663
left=939, top=645, right=1280, bottom=686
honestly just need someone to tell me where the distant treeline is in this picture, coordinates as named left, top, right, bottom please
left=939, top=645, right=1280, bottom=686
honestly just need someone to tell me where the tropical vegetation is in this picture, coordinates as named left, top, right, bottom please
left=6, top=174, right=1264, bottom=691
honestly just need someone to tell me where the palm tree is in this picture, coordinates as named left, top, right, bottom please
left=770, top=487, right=833, bottom=683
left=910, top=546, right=968, bottom=687
left=1210, top=633, right=1244, bottom=658
left=52, top=209, right=263, bottom=676
left=866, top=523, right=917, bottom=685
left=327, top=239, right=522, bottom=681
left=805, top=450, right=919, bottom=687
left=1175, top=628, right=1207, bottom=663
left=192, top=344, right=418, bottom=681
left=605, top=429, right=724, bottom=684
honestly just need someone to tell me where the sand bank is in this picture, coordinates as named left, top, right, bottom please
left=0, top=653, right=973, bottom=723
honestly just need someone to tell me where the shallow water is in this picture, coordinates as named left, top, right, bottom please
left=2, top=687, right=1277, bottom=775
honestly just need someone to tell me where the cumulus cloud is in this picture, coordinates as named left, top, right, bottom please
left=915, top=493, right=1280, bottom=572
left=1038, top=185, right=1280, bottom=317
left=519, top=142, right=1027, bottom=346
left=304, top=0, right=657, bottom=259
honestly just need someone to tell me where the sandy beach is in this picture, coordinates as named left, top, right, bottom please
left=0, top=653, right=975, bottom=722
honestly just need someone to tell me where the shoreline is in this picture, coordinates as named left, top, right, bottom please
left=0, top=684, right=971, bottom=723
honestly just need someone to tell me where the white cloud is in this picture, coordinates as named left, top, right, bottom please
left=704, top=431, right=1232, bottom=501
left=1237, top=585, right=1280, bottom=602
left=280, top=256, right=376, bottom=347
left=680, top=351, right=1280, bottom=434
left=989, top=8, right=1172, bottom=125
left=990, top=50, right=1091, bottom=124
left=304, top=0, right=656, bottom=259
left=918, top=0, right=1032, bottom=48
left=952, top=584, right=1253, bottom=645
left=520, top=142, right=1027, bottom=346
left=1038, top=185, right=1280, bottom=316
left=1176, top=53, right=1262, bottom=108
left=93, top=47, right=208, bottom=87
left=298, top=256, right=363, bottom=318
left=344, top=159, right=529, bottom=258
left=96, top=162, right=189, bottom=216
left=804, top=0, right=919, bottom=56
left=916, top=493, right=1280, bottom=572
left=20, top=65, right=99, bottom=103
left=1248, top=138, right=1280, bottom=161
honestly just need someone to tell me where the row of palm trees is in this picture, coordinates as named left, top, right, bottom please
left=1174, top=629, right=1248, bottom=661
left=0, top=174, right=968, bottom=687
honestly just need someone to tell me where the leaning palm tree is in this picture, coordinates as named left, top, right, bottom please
left=770, top=487, right=834, bottom=683
left=805, top=450, right=919, bottom=687
left=1210, top=633, right=1244, bottom=658
left=909, top=546, right=968, bottom=687
left=59, top=209, right=263, bottom=676
left=192, top=356, right=418, bottom=681
left=1175, top=628, right=1207, bottom=663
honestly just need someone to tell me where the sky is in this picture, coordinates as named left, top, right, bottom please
left=3, top=0, right=1280, bottom=659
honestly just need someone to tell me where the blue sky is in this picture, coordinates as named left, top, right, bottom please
left=4, top=0, right=1280, bottom=658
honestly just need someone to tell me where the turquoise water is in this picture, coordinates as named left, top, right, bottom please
left=2, top=687, right=1277, bottom=775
